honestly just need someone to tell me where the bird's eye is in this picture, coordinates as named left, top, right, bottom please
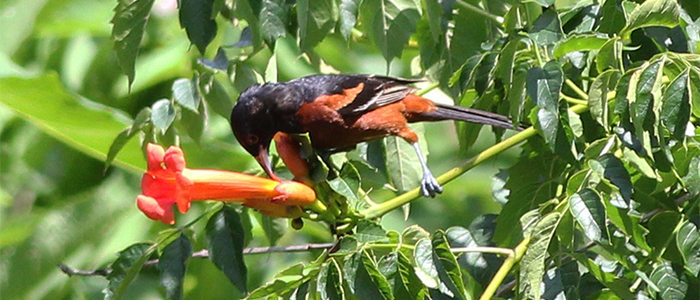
left=246, top=134, right=259, bottom=145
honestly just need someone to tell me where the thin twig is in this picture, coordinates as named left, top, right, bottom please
left=59, top=243, right=336, bottom=278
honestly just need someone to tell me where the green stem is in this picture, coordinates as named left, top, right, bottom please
left=360, top=127, right=537, bottom=219
left=416, top=82, right=439, bottom=96
left=359, top=103, right=589, bottom=220
left=451, top=246, right=514, bottom=256
left=560, top=93, right=588, bottom=106
left=479, top=237, right=530, bottom=300
left=565, top=79, right=588, bottom=100
left=455, top=0, right=505, bottom=24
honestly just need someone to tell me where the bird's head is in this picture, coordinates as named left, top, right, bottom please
left=230, top=84, right=280, bottom=180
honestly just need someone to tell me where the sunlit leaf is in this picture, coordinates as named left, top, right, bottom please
left=553, top=34, right=608, bottom=59
left=588, top=69, right=621, bottom=128
left=356, top=220, right=388, bottom=243
left=519, top=212, right=560, bottom=300
left=528, top=9, right=563, bottom=46
left=676, top=220, right=700, bottom=276
left=260, top=0, right=288, bottom=45
left=317, top=260, right=343, bottom=300
left=661, top=69, right=691, bottom=140
left=360, top=0, right=421, bottom=62
left=339, top=0, right=361, bottom=40
left=650, top=262, right=688, bottom=300
left=621, top=0, right=681, bottom=42
left=151, top=99, right=176, bottom=131
left=569, top=188, right=609, bottom=243
left=172, top=78, right=201, bottom=112
left=589, top=153, right=633, bottom=203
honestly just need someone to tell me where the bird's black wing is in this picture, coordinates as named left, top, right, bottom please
left=336, top=75, right=424, bottom=116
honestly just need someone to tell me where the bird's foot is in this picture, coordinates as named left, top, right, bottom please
left=420, top=174, right=443, bottom=198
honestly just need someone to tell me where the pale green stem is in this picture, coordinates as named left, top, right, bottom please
left=416, top=82, right=439, bottom=96
left=359, top=103, right=589, bottom=220
left=560, top=93, right=588, bottom=106
left=479, top=237, right=530, bottom=300
left=455, top=0, right=505, bottom=24
left=451, top=247, right=514, bottom=256
left=565, top=79, right=588, bottom=100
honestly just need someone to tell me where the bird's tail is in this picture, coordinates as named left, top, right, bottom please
left=417, top=103, right=521, bottom=130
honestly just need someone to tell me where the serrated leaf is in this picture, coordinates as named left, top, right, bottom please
left=519, top=212, right=561, bottom=300
left=650, top=262, right=688, bottom=300
left=356, top=220, right=388, bottom=243
left=260, top=0, right=288, bottom=45
left=104, top=243, right=154, bottom=300
left=621, top=0, right=681, bottom=42
left=553, top=34, right=609, bottom=59
left=297, top=0, right=337, bottom=50
left=528, top=9, right=563, bottom=46
left=446, top=216, right=501, bottom=287
left=402, top=225, right=430, bottom=245
left=339, top=0, right=361, bottom=40
left=111, top=0, right=156, bottom=86
left=151, top=99, right=176, bottom=131
left=676, top=220, right=700, bottom=275
left=179, top=0, right=217, bottom=54
left=590, top=153, right=633, bottom=203
left=588, top=69, right=621, bottom=128
left=206, top=207, right=247, bottom=293
left=360, top=0, right=421, bottom=62
left=157, top=234, right=193, bottom=300
left=172, top=78, right=201, bottom=112
left=661, top=70, right=691, bottom=140
left=569, top=188, right=609, bottom=243
left=247, top=263, right=307, bottom=298
left=317, top=260, right=343, bottom=300
left=527, top=61, right=572, bottom=159
left=328, top=162, right=361, bottom=201
left=344, top=251, right=393, bottom=299
left=431, top=231, right=467, bottom=300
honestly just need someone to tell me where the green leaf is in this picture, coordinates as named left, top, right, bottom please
left=200, top=75, right=233, bottom=118
left=328, top=162, right=361, bottom=201
left=259, top=0, right=288, bottom=45
left=401, top=225, right=430, bottom=245
left=633, top=58, right=665, bottom=133
left=528, top=9, right=563, bottom=46
left=621, top=0, right=681, bottom=42
left=650, top=262, right=688, bottom=300
left=179, top=0, right=217, bottom=54
left=111, top=0, right=156, bottom=86
left=431, top=231, right=467, bottom=300
left=527, top=0, right=555, bottom=7
left=157, top=233, right=193, bottom=300
left=151, top=99, right=176, bottom=131
left=172, top=78, right=201, bottom=112
left=104, top=243, right=154, bottom=300
left=179, top=101, right=206, bottom=143
left=344, top=251, right=394, bottom=300
left=599, top=0, right=626, bottom=35
left=232, top=0, right=263, bottom=49
left=0, top=74, right=143, bottom=173
left=247, top=263, right=307, bottom=298
left=676, top=220, right=700, bottom=276
left=527, top=61, right=570, bottom=158
left=339, top=0, right=361, bottom=40
left=297, top=0, right=337, bottom=50
left=596, top=38, right=623, bottom=74
left=553, top=34, right=609, bottom=59
left=607, top=205, right=651, bottom=252
left=360, top=0, right=421, bottom=62
left=206, top=206, right=247, bottom=294
left=105, top=108, right=150, bottom=171
left=647, top=212, right=681, bottom=258
left=378, top=251, right=424, bottom=300
left=413, top=238, right=438, bottom=289
left=356, top=220, right=388, bottom=243
left=590, top=153, right=633, bottom=203
left=661, top=69, right=691, bottom=140
left=519, top=212, right=561, bottom=300
left=382, top=132, right=423, bottom=193
left=317, top=260, right=343, bottom=300
left=446, top=216, right=501, bottom=287
left=569, top=188, right=609, bottom=243
left=571, top=254, right=635, bottom=300
left=588, top=70, right=621, bottom=128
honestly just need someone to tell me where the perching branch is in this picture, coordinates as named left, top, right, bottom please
left=58, top=243, right=336, bottom=278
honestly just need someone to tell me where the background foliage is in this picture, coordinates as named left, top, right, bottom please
left=1, top=0, right=699, bottom=299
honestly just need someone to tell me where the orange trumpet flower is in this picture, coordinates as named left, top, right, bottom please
left=136, top=143, right=316, bottom=224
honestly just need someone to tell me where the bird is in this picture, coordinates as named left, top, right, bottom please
left=230, top=74, right=518, bottom=198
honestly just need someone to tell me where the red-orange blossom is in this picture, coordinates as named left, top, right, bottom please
left=136, top=143, right=316, bottom=224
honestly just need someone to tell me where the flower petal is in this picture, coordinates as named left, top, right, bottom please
left=137, top=195, right=175, bottom=224
left=164, top=146, right=186, bottom=171
left=146, top=143, right=165, bottom=171
left=272, top=181, right=317, bottom=206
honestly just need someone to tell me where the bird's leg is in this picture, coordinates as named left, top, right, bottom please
left=411, top=142, right=443, bottom=197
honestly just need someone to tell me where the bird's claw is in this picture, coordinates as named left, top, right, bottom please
left=420, top=174, right=443, bottom=198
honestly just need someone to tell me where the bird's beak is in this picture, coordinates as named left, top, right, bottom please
left=255, top=145, right=281, bottom=181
